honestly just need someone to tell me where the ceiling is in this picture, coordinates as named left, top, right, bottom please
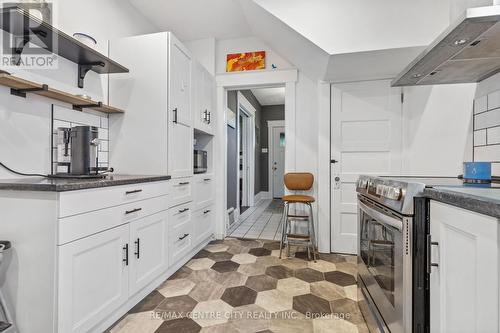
left=126, top=0, right=252, bottom=41
left=251, top=87, right=285, bottom=106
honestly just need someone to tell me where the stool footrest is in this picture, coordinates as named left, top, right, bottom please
left=286, top=233, right=311, bottom=240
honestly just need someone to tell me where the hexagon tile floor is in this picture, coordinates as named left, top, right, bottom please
left=106, top=238, right=369, bottom=333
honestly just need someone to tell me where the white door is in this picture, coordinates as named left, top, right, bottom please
left=169, top=33, right=192, bottom=126
left=272, top=126, right=285, bottom=198
left=430, top=201, right=499, bottom=333
left=129, top=212, right=168, bottom=295
left=331, top=80, right=402, bottom=254
left=58, top=225, right=129, bottom=333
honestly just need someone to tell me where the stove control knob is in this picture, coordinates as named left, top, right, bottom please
left=386, top=187, right=402, bottom=201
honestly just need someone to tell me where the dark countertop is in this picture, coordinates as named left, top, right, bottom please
left=424, top=186, right=500, bottom=219
left=0, top=174, right=171, bottom=192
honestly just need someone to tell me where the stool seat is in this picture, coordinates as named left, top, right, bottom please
left=282, top=194, right=315, bottom=203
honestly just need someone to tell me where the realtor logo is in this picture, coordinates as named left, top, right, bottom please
left=1, top=1, right=58, bottom=69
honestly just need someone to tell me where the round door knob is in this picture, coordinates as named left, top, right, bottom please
left=335, top=177, right=340, bottom=181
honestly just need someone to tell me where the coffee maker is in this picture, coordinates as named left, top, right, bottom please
left=53, top=126, right=108, bottom=178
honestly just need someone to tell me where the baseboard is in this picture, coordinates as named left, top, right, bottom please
left=255, top=191, right=271, bottom=202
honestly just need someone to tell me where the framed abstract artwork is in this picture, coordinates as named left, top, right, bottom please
left=226, top=51, right=266, bottom=72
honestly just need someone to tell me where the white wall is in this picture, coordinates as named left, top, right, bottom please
left=215, top=36, right=293, bottom=74
left=401, top=84, right=476, bottom=176
left=253, top=0, right=450, bottom=54
left=185, top=38, right=216, bottom=75
left=0, top=0, right=155, bottom=178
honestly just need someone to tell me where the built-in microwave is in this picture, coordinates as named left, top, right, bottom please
left=194, top=149, right=208, bottom=174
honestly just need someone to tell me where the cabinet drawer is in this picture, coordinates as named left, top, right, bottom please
left=168, top=203, right=193, bottom=265
left=59, top=181, right=169, bottom=218
left=59, top=195, right=169, bottom=245
left=168, top=177, right=192, bottom=208
left=194, top=175, right=214, bottom=210
left=193, top=205, right=214, bottom=246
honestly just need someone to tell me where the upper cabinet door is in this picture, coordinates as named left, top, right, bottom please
left=169, top=34, right=192, bottom=127
left=192, top=61, right=215, bottom=135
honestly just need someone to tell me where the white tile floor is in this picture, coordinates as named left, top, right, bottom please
left=228, top=199, right=284, bottom=241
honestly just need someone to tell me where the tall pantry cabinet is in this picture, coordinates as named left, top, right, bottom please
left=108, top=32, right=193, bottom=178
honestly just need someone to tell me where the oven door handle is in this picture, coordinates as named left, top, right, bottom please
left=358, top=200, right=402, bottom=231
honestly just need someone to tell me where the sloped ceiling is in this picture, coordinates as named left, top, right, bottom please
left=126, top=0, right=452, bottom=83
left=126, top=0, right=252, bottom=41
left=251, top=87, right=285, bottom=106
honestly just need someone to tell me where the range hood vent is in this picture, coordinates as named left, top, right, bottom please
left=392, top=5, right=500, bottom=87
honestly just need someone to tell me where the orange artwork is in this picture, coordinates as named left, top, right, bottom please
left=226, top=51, right=266, bottom=72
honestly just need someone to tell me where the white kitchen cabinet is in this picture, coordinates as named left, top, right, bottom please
left=129, top=211, right=168, bottom=295
left=429, top=201, right=499, bottom=333
left=169, top=33, right=192, bottom=127
left=193, top=174, right=214, bottom=210
left=109, top=32, right=194, bottom=178
left=193, top=205, right=214, bottom=246
left=169, top=177, right=193, bottom=208
left=58, top=224, right=130, bottom=333
left=193, top=61, right=215, bottom=135
left=168, top=202, right=194, bottom=265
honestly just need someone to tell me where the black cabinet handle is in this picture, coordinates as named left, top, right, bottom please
left=203, top=178, right=211, bottom=182
left=134, top=238, right=140, bottom=259
left=173, top=108, right=178, bottom=124
left=204, top=210, right=211, bottom=214
left=123, top=244, right=129, bottom=266
left=178, top=233, right=189, bottom=241
left=331, top=159, right=338, bottom=164
left=125, top=189, right=142, bottom=195
left=203, top=110, right=208, bottom=122
left=179, top=208, right=189, bottom=213
left=178, top=181, right=190, bottom=185
left=208, top=111, right=211, bottom=124
left=125, top=208, right=142, bottom=215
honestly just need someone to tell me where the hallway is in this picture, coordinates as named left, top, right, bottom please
left=229, top=200, right=284, bottom=241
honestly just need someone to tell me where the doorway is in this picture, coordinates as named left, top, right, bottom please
left=269, top=121, right=285, bottom=198
left=239, top=107, right=253, bottom=213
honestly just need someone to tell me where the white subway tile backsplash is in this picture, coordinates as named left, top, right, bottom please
left=488, top=90, right=500, bottom=110
left=474, top=129, right=487, bottom=146
left=100, top=116, right=109, bottom=129
left=487, top=126, right=500, bottom=145
left=474, top=108, right=500, bottom=130
left=98, top=151, right=108, bottom=163
left=474, top=95, right=487, bottom=114
left=99, top=140, right=109, bottom=152
left=492, top=163, right=500, bottom=176
left=98, top=128, right=109, bottom=140
left=474, top=145, right=500, bottom=162
left=53, top=105, right=101, bottom=127
left=53, top=120, right=70, bottom=132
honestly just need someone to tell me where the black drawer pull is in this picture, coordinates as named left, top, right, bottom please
left=134, top=238, right=140, bottom=259
left=123, top=244, right=129, bottom=266
left=178, top=233, right=189, bottom=241
left=204, top=210, right=211, bottom=214
left=178, top=182, right=190, bottom=186
left=126, top=208, right=142, bottom=215
left=125, top=189, right=142, bottom=195
left=203, top=178, right=211, bottom=182
left=173, top=108, right=178, bottom=124
left=178, top=208, right=189, bottom=213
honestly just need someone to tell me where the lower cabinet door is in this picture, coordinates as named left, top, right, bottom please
left=58, top=224, right=130, bottom=333
left=430, top=201, right=499, bottom=333
left=193, top=205, right=214, bottom=246
left=129, top=211, right=168, bottom=295
left=168, top=203, right=193, bottom=265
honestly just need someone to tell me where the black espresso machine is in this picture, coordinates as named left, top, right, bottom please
left=54, top=126, right=109, bottom=178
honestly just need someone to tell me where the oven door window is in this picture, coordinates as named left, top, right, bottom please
left=360, top=210, right=396, bottom=306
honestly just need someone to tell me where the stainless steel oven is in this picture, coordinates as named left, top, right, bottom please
left=357, top=195, right=412, bottom=333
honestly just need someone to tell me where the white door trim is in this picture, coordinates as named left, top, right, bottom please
left=215, top=69, right=297, bottom=239
left=268, top=120, right=285, bottom=199
left=237, top=91, right=256, bottom=208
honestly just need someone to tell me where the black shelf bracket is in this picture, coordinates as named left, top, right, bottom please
left=73, top=101, right=102, bottom=111
left=11, top=84, right=48, bottom=98
left=78, top=62, right=105, bottom=88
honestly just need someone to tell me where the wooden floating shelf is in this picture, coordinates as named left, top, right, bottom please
left=0, top=6, right=129, bottom=88
left=0, top=73, right=124, bottom=114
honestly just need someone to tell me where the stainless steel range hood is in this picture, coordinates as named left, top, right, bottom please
left=392, top=5, right=500, bottom=87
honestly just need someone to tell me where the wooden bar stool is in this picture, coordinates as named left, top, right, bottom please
left=279, top=172, right=318, bottom=261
